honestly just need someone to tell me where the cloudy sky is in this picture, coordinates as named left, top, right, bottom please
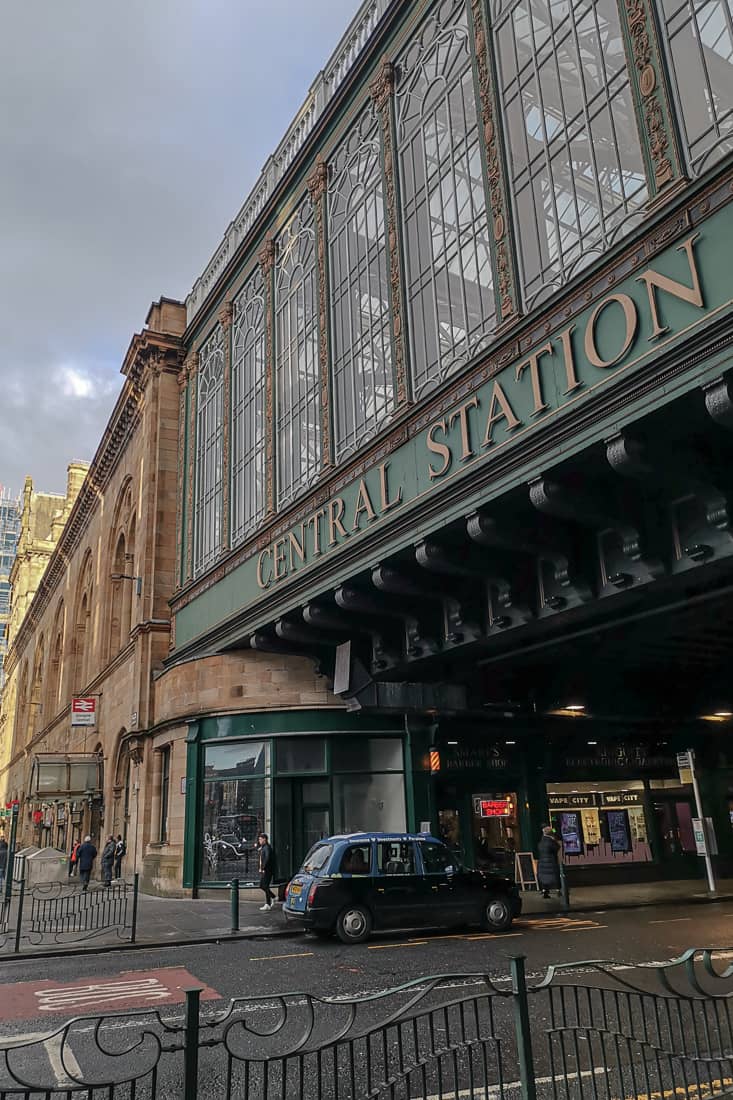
left=0, top=0, right=362, bottom=496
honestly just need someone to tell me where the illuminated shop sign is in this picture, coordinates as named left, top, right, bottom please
left=477, top=799, right=513, bottom=818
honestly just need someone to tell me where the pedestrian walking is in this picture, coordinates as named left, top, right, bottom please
left=77, top=836, right=97, bottom=891
left=257, top=832, right=277, bottom=910
left=537, top=825, right=562, bottom=900
left=68, top=839, right=80, bottom=877
left=101, top=836, right=116, bottom=887
left=113, top=835, right=126, bottom=880
left=0, top=837, right=7, bottom=891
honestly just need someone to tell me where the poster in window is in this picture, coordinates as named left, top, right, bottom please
left=607, top=809, right=631, bottom=853
left=580, top=807, right=601, bottom=846
left=628, top=806, right=647, bottom=843
left=559, top=811, right=583, bottom=855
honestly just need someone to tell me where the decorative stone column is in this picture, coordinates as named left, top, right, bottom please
left=307, top=158, right=333, bottom=471
left=617, top=0, right=686, bottom=206
left=218, top=300, right=234, bottom=550
left=468, top=0, right=521, bottom=329
left=370, top=58, right=410, bottom=409
left=257, top=238, right=276, bottom=518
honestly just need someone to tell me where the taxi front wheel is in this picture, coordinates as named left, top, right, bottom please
left=481, top=896, right=513, bottom=933
left=335, top=904, right=372, bottom=944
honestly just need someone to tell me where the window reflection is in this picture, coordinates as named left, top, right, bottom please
left=658, top=0, right=733, bottom=173
left=494, top=0, right=648, bottom=307
left=396, top=0, right=496, bottom=400
left=231, top=271, right=266, bottom=545
left=328, top=107, right=395, bottom=462
left=193, top=326, right=225, bottom=575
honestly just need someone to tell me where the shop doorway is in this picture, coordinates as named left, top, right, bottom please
left=652, top=797, right=696, bottom=859
left=274, top=778, right=331, bottom=880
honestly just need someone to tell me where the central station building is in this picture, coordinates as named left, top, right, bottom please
left=4, top=0, right=731, bottom=897
left=153, top=0, right=733, bottom=895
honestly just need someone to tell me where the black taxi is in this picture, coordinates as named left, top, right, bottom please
left=283, top=832, right=521, bottom=944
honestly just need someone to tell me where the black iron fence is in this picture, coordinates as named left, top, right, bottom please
left=0, top=873, right=138, bottom=953
left=1, top=948, right=733, bottom=1099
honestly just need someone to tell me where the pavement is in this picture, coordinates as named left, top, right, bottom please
left=131, top=873, right=733, bottom=946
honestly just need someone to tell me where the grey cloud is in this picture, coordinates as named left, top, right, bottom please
left=0, top=0, right=362, bottom=494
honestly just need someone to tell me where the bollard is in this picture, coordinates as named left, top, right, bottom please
left=230, top=878, right=240, bottom=933
left=130, top=873, right=140, bottom=943
left=182, top=986, right=202, bottom=1100
left=559, top=861, right=570, bottom=911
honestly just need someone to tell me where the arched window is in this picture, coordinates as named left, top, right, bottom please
left=72, top=552, right=94, bottom=690
left=328, top=104, right=395, bottom=461
left=395, top=0, right=496, bottom=399
left=275, top=197, right=321, bottom=508
left=29, top=635, right=45, bottom=737
left=194, top=326, right=225, bottom=576
left=45, top=600, right=64, bottom=720
left=14, top=660, right=29, bottom=750
left=126, top=515, right=136, bottom=638
left=109, top=533, right=126, bottom=657
left=492, top=0, right=647, bottom=307
left=231, top=271, right=267, bottom=545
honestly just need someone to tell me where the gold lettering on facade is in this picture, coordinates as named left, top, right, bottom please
left=328, top=498, right=348, bottom=546
left=305, top=508, right=325, bottom=557
left=273, top=538, right=288, bottom=580
left=636, top=234, right=703, bottom=339
left=482, top=381, right=521, bottom=447
left=256, top=547, right=273, bottom=589
left=288, top=525, right=305, bottom=572
left=378, top=462, right=403, bottom=511
left=584, top=293, right=638, bottom=369
left=426, top=419, right=452, bottom=480
left=352, top=479, right=377, bottom=530
left=515, top=342, right=552, bottom=415
left=556, top=324, right=582, bottom=394
left=448, top=396, right=479, bottom=460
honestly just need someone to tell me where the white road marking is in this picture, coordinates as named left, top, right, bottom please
left=649, top=917, right=692, bottom=924
left=34, top=978, right=171, bottom=1012
left=46, top=1031, right=83, bottom=1088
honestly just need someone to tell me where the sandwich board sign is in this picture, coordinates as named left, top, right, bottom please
left=71, top=697, right=97, bottom=727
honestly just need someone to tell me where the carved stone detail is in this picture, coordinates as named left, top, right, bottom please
left=703, top=374, right=733, bottom=430
left=470, top=0, right=519, bottom=323
left=370, top=58, right=409, bottom=407
left=307, top=157, right=332, bottom=470
left=258, top=239, right=276, bottom=516
left=622, top=0, right=680, bottom=192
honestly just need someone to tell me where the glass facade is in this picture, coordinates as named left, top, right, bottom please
left=184, top=0, right=731, bottom=581
left=231, top=270, right=267, bottom=545
left=0, top=489, right=20, bottom=690
left=193, top=326, right=225, bottom=576
left=493, top=0, right=647, bottom=307
left=201, top=741, right=268, bottom=884
left=328, top=106, right=395, bottom=460
left=275, top=197, right=321, bottom=508
left=658, top=0, right=733, bottom=173
left=396, top=0, right=495, bottom=398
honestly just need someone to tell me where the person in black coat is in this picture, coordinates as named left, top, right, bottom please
left=257, top=832, right=277, bottom=910
left=537, top=825, right=561, bottom=899
left=77, top=836, right=97, bottom=891
left=101, top=837, right=116, bottom=887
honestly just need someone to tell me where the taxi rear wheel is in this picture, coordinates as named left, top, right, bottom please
left=481, top=896, right=513, bottom=933
left=335, top=904, right=372, bottom=944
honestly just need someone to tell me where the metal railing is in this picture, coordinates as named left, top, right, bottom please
left=1, top=948, right=733, bottom=1098
left=0, top=873, right=138, bottom=953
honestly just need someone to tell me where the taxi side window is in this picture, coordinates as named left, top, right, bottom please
left=339, top=845, right=371, bottom=875
left=378, top=841, right=416, bottom=875
left=420, top=841, right=454, bottom=875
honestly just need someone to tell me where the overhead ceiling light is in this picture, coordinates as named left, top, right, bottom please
left=700, top=712, right=733, bottom=722
left=587, top=741, right=598, bottom=746
left=566, top=704, right=585, bottom=711
left=714, top=711, right=733, bottom=718
left=505, top=740, right=516, bottom=745
left=447, top=740, right=458, bottom=745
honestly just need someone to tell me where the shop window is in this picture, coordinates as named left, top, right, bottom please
left=201, top=741, right=269, bottom=884
left=159, top=747, right=170, bottom=844
left=471, top=792, right=519, bottom=871
left=331, top=738, right=403, bottom=773
left=547, top=782, right=653, bottom=865
left=276, top=738, right=326, bottom=775
left=378, top=840, right=416, bottom=875
left=333, top=772, right=406, bottom=836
